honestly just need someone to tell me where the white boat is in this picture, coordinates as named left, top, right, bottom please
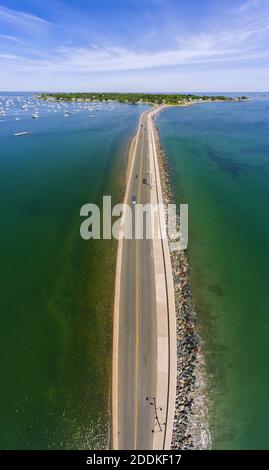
left=32, top=113, right=39, bottom=118
left=14, top=131, right=30, bottom=137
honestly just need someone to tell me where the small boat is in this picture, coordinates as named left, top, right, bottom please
left=32, top=113, right=39, bottom=118
left=14, top=131, right=30, bottom=137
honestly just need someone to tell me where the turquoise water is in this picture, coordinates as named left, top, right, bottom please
left=0, top=94, right=147, bottom=449
left=157, top=98, right=269, bottom=449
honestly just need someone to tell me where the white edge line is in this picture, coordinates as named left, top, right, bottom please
left=112, top=110, right=147, bottom=450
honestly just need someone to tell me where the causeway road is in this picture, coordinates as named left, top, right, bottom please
left=112, top=107, right=176, bottom=450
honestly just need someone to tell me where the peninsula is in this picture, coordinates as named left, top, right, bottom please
left=38, top=92, right=248, bottom=105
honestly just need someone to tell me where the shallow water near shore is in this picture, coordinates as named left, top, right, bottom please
left=0, top=93, right=147, bottom=449
left=157, top=97, right=269, bottom=449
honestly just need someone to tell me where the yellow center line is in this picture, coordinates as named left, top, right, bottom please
left=134, top=121, right=145, bottom=449
left=134, top=237, right=139, bottom=450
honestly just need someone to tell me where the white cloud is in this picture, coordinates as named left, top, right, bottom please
left=1, top=1, right=268, bottom=76
left=0, top=4, right=51, bottom=30
left=0, top=0, right=269, bottom=90
left=238, top=0, right=266, bottom=13
left=0, top=53, right=21, bottom=60
left=0, top=34, right=26, bottom=45
left=5, top=20, right=266, bottom=75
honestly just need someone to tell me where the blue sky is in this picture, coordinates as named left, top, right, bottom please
left=0, top=0, right=268, bottom=91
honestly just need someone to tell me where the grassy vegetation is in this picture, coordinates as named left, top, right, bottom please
left=38, top=92, right=248, bottom=105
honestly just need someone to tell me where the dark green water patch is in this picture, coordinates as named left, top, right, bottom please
left=0, top=100, right=147, bottom=449
left=207, top=147, right=251, bottom=178
left=157, top=100, right=269, bottom=449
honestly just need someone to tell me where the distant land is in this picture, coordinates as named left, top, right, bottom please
left=38, top=92, right=248, bottom=105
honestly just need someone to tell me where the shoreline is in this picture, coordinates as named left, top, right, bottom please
left=109, top=132, right=136, bottom=449
left=152, top=110, right=211, bottom=449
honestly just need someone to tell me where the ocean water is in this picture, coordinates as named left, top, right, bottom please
left=0, top=93, right=147, bottom=449
left=157, top=97, right=269, bottom=449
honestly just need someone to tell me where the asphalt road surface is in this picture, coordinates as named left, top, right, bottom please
left=117, top=111, right=159, bottom=450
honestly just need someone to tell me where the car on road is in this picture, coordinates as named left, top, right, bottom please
left=131, top=195, right=137, bottom=205
left=143, top=178, right=147, bottom=184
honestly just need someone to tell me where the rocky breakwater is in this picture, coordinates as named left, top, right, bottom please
left=152, top=116, right=211, bottom=450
